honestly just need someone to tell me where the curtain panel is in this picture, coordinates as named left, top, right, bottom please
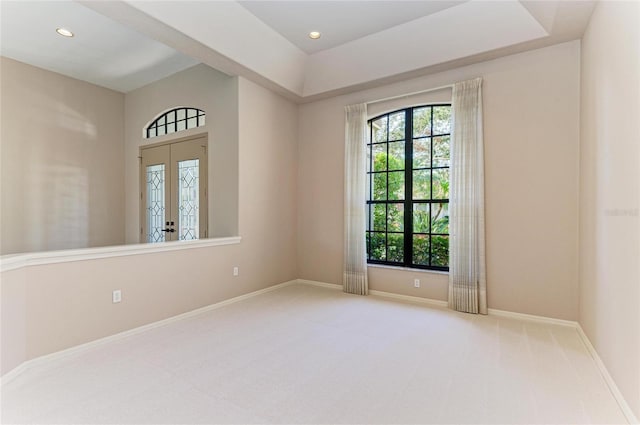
left=343, top=104, right=369, bottom=295
left=448, top=78, right=487, bottom=314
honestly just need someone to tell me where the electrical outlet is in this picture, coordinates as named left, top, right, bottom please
left=112, top=289, right=122, bottom=303
left=233, top=266, right=239, bottom=276
left=414, top=279, right=420, bottom=288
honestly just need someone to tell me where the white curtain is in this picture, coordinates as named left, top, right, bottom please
left=448, top=78, right=487, bottom=314
left=343, top=103, right=369, bottom=295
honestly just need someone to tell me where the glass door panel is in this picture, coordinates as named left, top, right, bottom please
left=170, top=137, right=207, bottom=241
left=177, top=159, right=199, bottom=240
left=141, top=136, right=207, bottom=243
left=140, top=144, right=170, bottom=243
left=146, top=164, right=166, bottom=242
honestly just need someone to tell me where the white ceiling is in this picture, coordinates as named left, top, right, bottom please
left=237, top=1, right=467, bottom=54
left=1, top=1, right=596, bottom=99
left=0, top=1, right=198, bottom=93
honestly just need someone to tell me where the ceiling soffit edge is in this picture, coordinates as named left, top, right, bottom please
left=80, top=0, right=593, bottom=102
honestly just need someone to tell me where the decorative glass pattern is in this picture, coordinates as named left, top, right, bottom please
left=146, top=108, right=205, bottom=139
left=178, top=159, right=199, bottom=240
left=146, top=164, right=165, bottom=243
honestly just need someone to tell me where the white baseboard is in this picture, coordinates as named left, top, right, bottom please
left=293, top=279, right=637, bottom=424
left=3, top=277, right=636, bottom=424
left=0, top=279, right=297, bottom=386
left=487, top=307, right=578, bottom=327
left=295, top=279, right=341, bottom=290
left=0, top=362, right=29, bottom=386
left=576, top=325, right=639, bottom=424
left=295, top=279, right=450, bottom=308
left=369, top=289, right=449, bottom=308
left=295, top=279, right=577, bottom=322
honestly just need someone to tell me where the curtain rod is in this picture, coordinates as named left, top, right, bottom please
left=366, top=83, right=453, bottom=106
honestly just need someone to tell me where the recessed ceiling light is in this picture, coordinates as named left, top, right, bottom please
left=56, top=28, right=74, bottom=37
left=308, top=31, right=321, bottom=40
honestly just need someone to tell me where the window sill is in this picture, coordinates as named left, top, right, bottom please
left=0, top=236, right=242, bottom=273
left=367, top=263, right=449, bottom=275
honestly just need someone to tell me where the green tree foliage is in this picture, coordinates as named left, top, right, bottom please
left=431, top=236, right=449, bottom=267
left=413, top=235, right=429, bottom=265
left=371, top=152, right=405, bottom=262
left=413, top=107, right=431, bottom=137
left=369, top=106, right=451, bottom=267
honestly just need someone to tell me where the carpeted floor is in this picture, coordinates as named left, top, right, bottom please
left=1, top=283, right=628, bottom=424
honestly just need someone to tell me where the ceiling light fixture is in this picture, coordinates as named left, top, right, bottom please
left=308, top=31, right=321, bottom=40
left=56, top=28, right=74, bottom=37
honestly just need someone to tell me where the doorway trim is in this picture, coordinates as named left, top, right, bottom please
left=139, top=132, right=208, bottom=243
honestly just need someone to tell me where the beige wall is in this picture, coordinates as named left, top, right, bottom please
left=0, top=60, right=240, bottom=253
left=579, top=1, right=640, bottom=418
left=124, top=64, right=239, bottom=241
left=0, top=268, right=26, bottom=374
left=1, top=76, right=298, bottom=376
left=1, top=22, right=637, bottom=418
left=0, top=57, right=125, bottom=254
left=237, top=77, right=298, bottom=280
left=298, top=41, right=581, bottom=320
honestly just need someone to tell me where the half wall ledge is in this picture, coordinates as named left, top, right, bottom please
left=0, top=236, right=242, bottom=273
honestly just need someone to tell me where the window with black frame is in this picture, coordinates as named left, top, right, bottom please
left=366, top=105, right=451, bottom=271
left=146, top=107, right=205, bottom=139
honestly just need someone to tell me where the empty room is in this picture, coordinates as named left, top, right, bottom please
left=1, top=0, right=638, bottom=423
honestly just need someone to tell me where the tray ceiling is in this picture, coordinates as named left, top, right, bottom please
left=1, top=1, right=596, bottom=99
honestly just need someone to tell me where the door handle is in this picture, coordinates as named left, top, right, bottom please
left=161, top=228, right=175, bottom=233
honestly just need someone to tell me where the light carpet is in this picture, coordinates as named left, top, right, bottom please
left=1, top=283, right=628, bottom=424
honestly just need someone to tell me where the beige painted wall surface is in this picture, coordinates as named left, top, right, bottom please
left=579, top=1, right=640, bottom=418
left=21, top=246, right=242, bottom=361
left=0, top=57, right=125, bottom=254
left=0, top=75, right=298, bottom=375
left=0, top=268, right=27, bottom=374
left=237, top=77, right=298, bottom=283
left=298, top=41, right=581, bottom=320
left=124, top=64, right=239, bottom=242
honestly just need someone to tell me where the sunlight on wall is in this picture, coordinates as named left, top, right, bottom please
left=56, top=104, right=98, bottom=139
left=1, top=56, right=123, bottom=255
left=22, top=99, right=96, bottom=251
left=49, top=165, right=89, bottom=250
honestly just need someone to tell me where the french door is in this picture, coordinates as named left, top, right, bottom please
left=140, top=136, right=207, bottom=243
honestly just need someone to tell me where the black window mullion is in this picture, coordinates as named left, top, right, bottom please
left=404, top=108, right=413, bottom=268
left=384, top=118, right=390, bottom=262
left=366, top=105, right=450, bottom=271
left=145, top=108, right=206, bottom=139
left=386, top=123, right=390, bottom=172
left=369, top=127, right=373, bottom=204
left=383, top=202, right=388, bottom=261
left=367, top=124, right=372, bottom=259
left=385, top=117, right=389, bottom=260
left=428, top=107, right=434, bottom=267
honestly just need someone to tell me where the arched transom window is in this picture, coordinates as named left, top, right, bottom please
left=146, top=107, right=205, bottom=139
